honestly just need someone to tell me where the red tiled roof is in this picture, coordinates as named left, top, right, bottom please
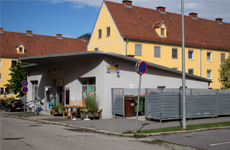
left=0, top=31, right=88, bottom=58
left=105, top=1, right=230, bottom=50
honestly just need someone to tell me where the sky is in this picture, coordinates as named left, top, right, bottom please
left=1, top=0, right=230, bottom=38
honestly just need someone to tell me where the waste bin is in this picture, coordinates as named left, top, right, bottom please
left=135, top=96, right=145, bottom=115
left=125, top=97, right=136, bottom=117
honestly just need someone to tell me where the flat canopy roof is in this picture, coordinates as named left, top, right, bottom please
left=19, top=51, right=211, bottom=83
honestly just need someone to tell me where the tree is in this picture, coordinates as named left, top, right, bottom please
left=78, top=33, right=91, bottom=40
left=219, top=53, right=230, bottom=89
left=4, top=60, right=30, bottom=97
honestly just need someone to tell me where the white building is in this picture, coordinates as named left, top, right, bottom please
left=20, top=51, right=211, bottom=119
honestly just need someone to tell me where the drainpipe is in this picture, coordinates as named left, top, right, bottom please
left=200, top=47, right=202, bottom=77
left=126, top=39, right=128, bottom=56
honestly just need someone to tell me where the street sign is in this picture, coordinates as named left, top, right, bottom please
left=22, top=80, right=28, bottom=86
left=135, top=61, right=147, bottom=75
left=22, top=87, right=28, bottom=93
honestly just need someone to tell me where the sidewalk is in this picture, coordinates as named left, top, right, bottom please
left=2, top=111, right=230, bottom=136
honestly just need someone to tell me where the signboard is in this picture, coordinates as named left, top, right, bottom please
left=22, top=80, right=28, bottom=86
left=22, top=87, right=28, bottom=93
left=116, top=88, right=123, bottom=97
left=135, top=61, right=147, bottom=75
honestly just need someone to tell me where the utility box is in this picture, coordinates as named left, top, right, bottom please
left=125, top=97, right=135, bottom=117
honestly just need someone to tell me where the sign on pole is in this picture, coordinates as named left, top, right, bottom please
left=22, top=80, right=28, bottom=87
left=135, top=61, right=147, bottom=132
left=22, top=87, right=28, bottom=93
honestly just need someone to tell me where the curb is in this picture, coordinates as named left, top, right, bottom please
left=2, top=114, right=230, bottom=138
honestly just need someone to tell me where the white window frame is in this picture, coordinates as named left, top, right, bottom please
left=94, top=48, right=98, bottom=51
left=188, top=50, right=194, bottom=60
left=135, top=44, right=142, bottom=56
left=207, top=52, right=212, bottom=61
left=207, top=70, right=212, bottom=79
left=154, top=46, right=161, bottom=57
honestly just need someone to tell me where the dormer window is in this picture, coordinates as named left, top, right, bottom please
left=161, top=28, right=165, bottom=36
left=153, top=21, right=167, bottom=38
left=16, top=43, right=25, bottom=54
left=19, top=47, right=23, bottom=53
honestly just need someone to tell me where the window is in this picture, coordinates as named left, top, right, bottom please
left=0, top=88, right=3, bottom=94
left=188, top=50, right=193, bottom=60
left=161, top=28, right=165, bottom=36
left=207, top=70, right=212, bottom=79
left=221, top=53, right=225, bottom=62
left=0, top=58, right=1, bottom=66
left=154, top=46, right=161, bottom=57
left=11, top=60, right=17, bottom=66
left=94, top=48, right=98, bottom=51
left=80, top=77, right=96, bottom=100
left=172, top=67, right=178, bottom=70
left=31, top=81, right=38, bottom=100
left=207, top=52, right=212, bottom=61
left=106, top=27, right=110, bottom=37
left=172, top=48, right=178, bottom=59
left=135, top=44, right=142, bottom=56
left=19, top=47, right=23, bottom=53
left=0, top=73, right=1, bottom=80
left=188, top=69, right=194, bottom=75
left=98, top=29, right=102, bottom=39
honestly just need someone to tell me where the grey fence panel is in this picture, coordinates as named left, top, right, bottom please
left=111, top=88, right=124, bottom=116
left=218, top=89, right=230, bottom=115
left=146, top=88, right=230, bottom=121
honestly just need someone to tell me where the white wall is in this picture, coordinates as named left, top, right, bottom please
left=26, top=55, right=209, bottom=119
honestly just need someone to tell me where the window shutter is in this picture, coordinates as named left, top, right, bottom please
left=135, top=44, right=142, bottom=56
left=154, top=46, right=161, bottom=57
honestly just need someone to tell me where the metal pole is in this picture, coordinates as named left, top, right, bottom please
left=135, top=74, right=142, bottom=132
left=24, top=93, right=26, bottom=117
left=181, top=0, right=186, bottom=129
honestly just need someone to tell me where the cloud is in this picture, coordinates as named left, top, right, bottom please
left=47, top=0, right=230, bottom=22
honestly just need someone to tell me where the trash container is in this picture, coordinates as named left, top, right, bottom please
left=135, top=96, right=145, bottom=115
left=125, top=97, right=136, bottom=117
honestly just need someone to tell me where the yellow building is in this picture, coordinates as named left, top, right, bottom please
left=88, top=0, right=230, bottom=89
left=0, top=28, right=88, bottom=99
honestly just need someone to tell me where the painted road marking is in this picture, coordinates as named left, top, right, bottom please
left=210, top=141, right=230, bottom=146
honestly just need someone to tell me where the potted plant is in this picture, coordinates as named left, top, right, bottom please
left=80, top=96, right=103, bottom=120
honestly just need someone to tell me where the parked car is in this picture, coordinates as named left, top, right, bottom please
left=5, top=100, right=24, bottom=112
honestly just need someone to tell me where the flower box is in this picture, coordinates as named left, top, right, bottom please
left=80, top=111, right=102, bottom=120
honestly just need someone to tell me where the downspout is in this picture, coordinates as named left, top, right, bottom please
left=200, top=47, right=202, bottom=77
left=126, top=39, right=128, bottom=55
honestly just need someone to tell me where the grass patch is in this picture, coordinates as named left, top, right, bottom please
left=0, top=108, right=5, bottom=111
left=123, top=121, right=230, bottom=134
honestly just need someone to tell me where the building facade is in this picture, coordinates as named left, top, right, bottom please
left=20, top=51, right=211, bottom=119
left=88, top=0, right=230, bottom=89
left=0, top=28, right=88, bottom=99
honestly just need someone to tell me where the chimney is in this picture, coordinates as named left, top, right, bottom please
left=56, top=34, right=62, bottom=39
left=189, top=12, right=198, bottom=20
left=122, top=0, right=132, bottom=8
left=157, top=6, right=166, bottom=14
left=216, top=18, right=223, bottom=25
left=26, top=30, right=33, bottom=36
left=0, top=27, right=3, bottom=33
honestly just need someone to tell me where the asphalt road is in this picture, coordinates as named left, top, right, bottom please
left=148, top=129, right=230, bottom=150
left=1, top=115, right=196, bottom=150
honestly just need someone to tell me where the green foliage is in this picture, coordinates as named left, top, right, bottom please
left=84, top=96, right=100, bottom=113
left=219, top=53, right=230, bottom=89
left=4, top=58, right=30, bottom=97
left=78, top=33, right=91, bottom=40
left=0, top=97, right=16, bottom=108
